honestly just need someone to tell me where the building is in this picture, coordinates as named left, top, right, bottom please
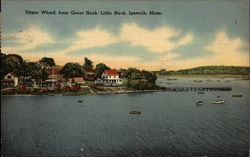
left=1, top=72, right=19, bottom=87
left=61, top=79, right=72, bottom=88
left=97, top=69, right=122, bottom=86
left=46, top=65, right=63, bottom=81
left=68, top=77, right=86, bottom=87
left=82, top=66, right=95, bottom=81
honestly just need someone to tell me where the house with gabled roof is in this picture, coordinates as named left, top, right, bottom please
left=82, top=66, right=95, bottom=81
left=97, top=69, right=122, bottom=86
left=46, top=65, right=63, bottom=81
left=1, top=72, right=19, bottom=87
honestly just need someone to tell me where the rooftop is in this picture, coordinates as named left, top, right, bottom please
left=104, top=69, right=119, bottom=76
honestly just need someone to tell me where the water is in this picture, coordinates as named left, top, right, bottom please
left=1, top=77, right=250, bottom=157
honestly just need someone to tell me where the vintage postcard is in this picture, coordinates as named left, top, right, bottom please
left=1, top=0, right=250, bottom=157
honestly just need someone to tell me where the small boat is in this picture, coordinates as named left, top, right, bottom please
left=197, top=92, right=204, bottom=94
left=129, top=111, right=141, bottom=114
left=77, top=100, right=83, bottom=103
left=194, top=80, right=202, bottom=83
left=196, top=101, right=204, bottom=106
left=166, top=78, right=177, bottom=81
left=211, top=100, right=225, bottom=104
left=232, top=95, right=242, bottom=97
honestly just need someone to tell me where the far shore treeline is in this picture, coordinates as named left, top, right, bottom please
left=153, top=66, right=250, bottom=76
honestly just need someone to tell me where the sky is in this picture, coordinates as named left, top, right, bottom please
left=2, top=0, right=249, bottom=70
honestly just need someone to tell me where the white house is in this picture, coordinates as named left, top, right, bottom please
left=2, top=72, right=19, bottom=87
left=97, top=69, right=122, bottom=86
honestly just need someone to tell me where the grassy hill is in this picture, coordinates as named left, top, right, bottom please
left=155, top=66, right=250, bottom=76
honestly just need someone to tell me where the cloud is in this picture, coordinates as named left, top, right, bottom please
left=2, top=26, right=54, bottom=53
left=62, top=23, right=193, bottom=54
left=64, top=28, right=118, bottom=52
left=120, top=23, right=193, bottom=53
left=163, top=31, right=249, bottom=70
left=177, top=34, right=193, bottom=46
left=204, top=31, right=249, bottom=65
left=3, top=24, right=248, bottom=70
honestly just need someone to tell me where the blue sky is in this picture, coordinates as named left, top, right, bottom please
left=2, top=0, right=249, bottom=70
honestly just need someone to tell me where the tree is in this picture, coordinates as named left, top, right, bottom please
left=6, top=54, right=24, bottom=63
left=39, top=57, right=56, bottom=67
left=95, top=63, right=110, bottom=79
left=130, top=72, right=140, bottom=80
left=1, top=53, right=25, bottom=78
left=60, top=63, right=83, bottom=78
left=83, top=57, right=93, bottom=67
left=1, top=59, right=23, bottom=78
left=127, top=68, right=140, bottom=79
left=158, top=69, right=168, bottom=75
left=27, top=63, right=48, bottom=81
left=141, top=70, right=157, bottom=83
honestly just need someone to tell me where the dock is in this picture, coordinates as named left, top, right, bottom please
left=164, top=87, right=232, bottom=92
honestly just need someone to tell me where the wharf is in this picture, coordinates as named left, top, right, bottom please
left=164, top=87, right=232, bottom=92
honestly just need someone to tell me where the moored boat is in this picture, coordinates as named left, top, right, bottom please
left=232, top=95, right=242, bottom=97
left=196, top=101, right=204, bottom=106
left=197, top=92, right=204, bottom=94
left=211, top=100, right=225, bottom=104
left=166, top=78, right=177, bottom=81
left=129, top=111, right=141, bottom=114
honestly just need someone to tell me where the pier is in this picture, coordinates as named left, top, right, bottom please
left=164, top=87, right=232, bottom=92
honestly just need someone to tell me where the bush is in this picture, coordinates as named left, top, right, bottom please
left=16, top=85, right=31, bottom=94
left=127, top=80, right=159, bottom=90
left=71, top=85, right=81, bottom=92
left=62, top=86, right=71, bottom=92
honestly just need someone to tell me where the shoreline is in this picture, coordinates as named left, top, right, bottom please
left=1, top=89, right=164, bottom=96
left=157, top=74, right=250, bottom=78
left=2, top=75, right=248, bottom=96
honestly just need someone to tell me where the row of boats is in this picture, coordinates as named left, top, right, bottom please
left=196, top=94, right=242, bottom=106
left=194, top=79, right=231, bottom=83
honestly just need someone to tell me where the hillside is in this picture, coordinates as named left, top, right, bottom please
left=155, top=66, right=250, bottom=76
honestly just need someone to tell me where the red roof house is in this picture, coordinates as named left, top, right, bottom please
left=104, top=69, right=119, bottom=76
left=82, top=66, right=95, bottom=80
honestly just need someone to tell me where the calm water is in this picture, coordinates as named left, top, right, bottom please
left=1, top=77, right=250, bottom=157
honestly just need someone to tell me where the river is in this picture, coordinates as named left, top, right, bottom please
left=1, top=77, right=250, bottom=157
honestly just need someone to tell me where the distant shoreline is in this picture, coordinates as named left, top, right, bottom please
left=157, top=74, right=250, bottom=78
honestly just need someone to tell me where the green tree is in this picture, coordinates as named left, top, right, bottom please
left=95, top=63, right=110, bottom=79
left=130, top=72, right=140, bottom=80
left=26, top=62, right=48, bottom=81
left=1, top=59, right=23, bottom=78
left=127, top=68, right=140, bottom=79
left=158, top=69, right=168, bottom=75
left=6, top=54, right=24, bottom=63
left=141, top=70, right=157, bottom=83
left=1, top=53, right=25, bottom=78
left=39, top=57, right=56, bottom=67
left=83, top=57, right=93, bottom=67
left=60, top=63, right=83, bottom=78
